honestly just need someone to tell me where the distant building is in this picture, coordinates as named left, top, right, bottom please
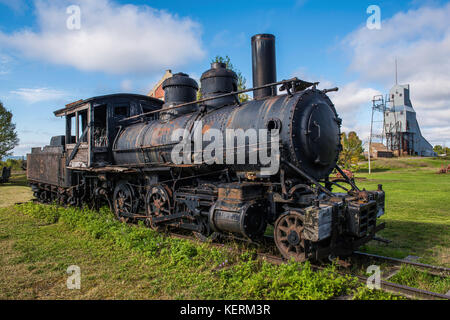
left=368, top=143, right=393, bottom=159
left=147, top=70, right=173, bottom=100
left=384, top=84, right=436, bottom=157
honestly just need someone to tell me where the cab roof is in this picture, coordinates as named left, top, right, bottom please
left=53, top=93, right=163, bottom=117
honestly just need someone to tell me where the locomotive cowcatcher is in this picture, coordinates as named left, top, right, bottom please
left=26, top=34, right=385, bottom=262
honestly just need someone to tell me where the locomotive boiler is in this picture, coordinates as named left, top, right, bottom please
left=26, top=34, right=385, bottom=262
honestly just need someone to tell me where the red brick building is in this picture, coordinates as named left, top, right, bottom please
left=147, top=70, right=173, bottom=100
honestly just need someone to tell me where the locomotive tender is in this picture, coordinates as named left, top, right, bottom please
left=27, top=34, right=385, bottom=262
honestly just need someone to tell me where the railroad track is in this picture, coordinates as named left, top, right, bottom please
left=256, top=251, right=450, bottom=300
left=353, top=251, right=450, bottom=276
left=351, top=273, right=450, bottom=300
left=167, top=231, right=450, bottom=300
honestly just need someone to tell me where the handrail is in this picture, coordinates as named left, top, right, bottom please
left=119, top=77, right=308, bottom=123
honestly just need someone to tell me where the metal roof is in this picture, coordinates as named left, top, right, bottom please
left=53, top=93, right=163, bottom=117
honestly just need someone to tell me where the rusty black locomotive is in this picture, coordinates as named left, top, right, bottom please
left=27, top=34, right=385, bottom=262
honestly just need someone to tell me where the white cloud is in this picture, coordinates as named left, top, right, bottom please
left=12, top=142, right=48, bottom=156
left=11, top=88, right=68, bottom=103
left=341, top=3, right=450, bottom=145
left=0, top=0, right=205, bottom=74
left=290, top=67, right=379, bottom=141
left=329, top=82, right=380, bottom=142
left=331, top=82, right=380, bottom=114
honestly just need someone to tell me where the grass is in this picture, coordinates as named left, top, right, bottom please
left=1, top=157, right=448, bottom=299
left=0, top=203, right=399, bottom=300
left=389, top=265, right=450, bottom=294
left=350, top=158, right=450, bottom=267
left=343, top=157, right=450, bottom=294
left=0, top=171, right=33, bottom=208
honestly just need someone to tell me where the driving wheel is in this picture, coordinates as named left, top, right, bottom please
left=145, top=185, right=172, bottom=231
left=113, top=182, right=137, bottom=222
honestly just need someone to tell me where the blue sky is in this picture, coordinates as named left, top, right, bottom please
left=0, top=0, right=449, bottom=155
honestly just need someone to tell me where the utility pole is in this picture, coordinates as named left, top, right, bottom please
left=368, top=106, right=374, bottom=175
left=369, top=95, right=386, bottom=174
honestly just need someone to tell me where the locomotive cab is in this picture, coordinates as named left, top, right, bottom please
left=52, top=94, right=163, bottom=168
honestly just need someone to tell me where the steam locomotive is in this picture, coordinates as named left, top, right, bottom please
left=27, top=34, right=385, bottom=262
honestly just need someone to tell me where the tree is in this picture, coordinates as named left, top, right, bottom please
left=202, top=55, right=249, bottom=103
left=338, top=131, right=364, bottom=170
left=433, top=145, right=449, bottom=155
left=0, top=101, right=19, bottom=160
left=433, top=145, right=443, bottom=154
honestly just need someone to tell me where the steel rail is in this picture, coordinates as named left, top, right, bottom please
left=354, top=251, right=450, bottom=275
left=351, top=274, right=450, bottom=300
left=257, top=252, right=450, bottom=300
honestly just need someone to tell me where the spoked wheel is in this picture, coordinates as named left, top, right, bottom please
left=113, top=182, right=137, bottom=223
left=38, top=190, right=49, bottom=203
left=145, top=185, right=172, bottom=231
left=274, top=211, right=306, bottom=262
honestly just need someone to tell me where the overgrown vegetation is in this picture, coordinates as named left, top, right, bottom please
left=389, top=265, right=450, bottom=294
left=0, top=202, right=396, bottom=299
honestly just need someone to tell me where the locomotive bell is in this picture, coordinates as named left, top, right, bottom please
left=161, top=72, right=198, bottom=118
left=200, top=62, right=238, bottom=109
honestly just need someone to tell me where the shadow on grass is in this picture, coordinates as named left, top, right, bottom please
left=362, top=219, right=449, bottom=265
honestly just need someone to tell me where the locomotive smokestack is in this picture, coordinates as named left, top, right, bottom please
left=251, top=34, right=276, bottom=100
